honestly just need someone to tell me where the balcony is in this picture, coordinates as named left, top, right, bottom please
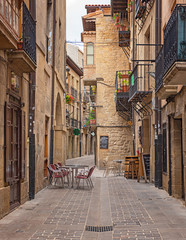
left=163, top=4, right=186, bottom=85
left=129, top=64, right=153, bottom=102
left=119, top=30, right=130, bottom=47
left=111, top=0, right=127, bottom=14
left=155, top=46, right=178, bottom=99
left=66, top=117, right=79, bottom=129
left=83, top=91, right=89, bottom=103
left=0, top=0, right=20, bottom=49
left=90, top=85, right=96, bottom=102
left=7, top=1, right=36, bottom=73
left=115, top=70, right=132, bottom=121
left=135, top=0, right=146, bottom=19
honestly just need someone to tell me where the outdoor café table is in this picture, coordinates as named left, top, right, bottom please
left=63, top=165, right=89, bottom=188
left=112, top=160, right=125, bottom=176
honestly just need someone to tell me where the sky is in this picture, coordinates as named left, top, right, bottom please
left=66, top=0, right=110, bottom=48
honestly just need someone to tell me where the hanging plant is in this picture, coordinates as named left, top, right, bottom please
left=66, top=93, right=74, bottom=104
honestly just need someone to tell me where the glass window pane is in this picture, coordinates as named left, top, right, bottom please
left=87, top=44, right=93, bottom=54
left=0, top=0, right=4, bottom=15
left=87, top=56, right=93, bottom=65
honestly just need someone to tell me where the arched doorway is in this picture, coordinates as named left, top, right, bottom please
left=54, top=93, right=63, bottom=163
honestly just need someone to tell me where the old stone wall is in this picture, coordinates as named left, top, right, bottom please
left=161, top=88, right=186, bottom=199
left=95, top=13, right=133, bottom=167
left=34, top=0, right=66, bottom=193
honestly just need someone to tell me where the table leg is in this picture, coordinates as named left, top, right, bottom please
left=118, top=163, right=121, bottom=176
left=132, top=163, right=134, bottom=179
left=71, top=169, right=74, bottom=188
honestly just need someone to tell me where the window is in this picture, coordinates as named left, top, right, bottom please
left=86, top=43, right=94, bottom=65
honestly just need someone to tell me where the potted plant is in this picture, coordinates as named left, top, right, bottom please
left=118, top=71, right=129, bottom=79
left=121, top=79, right=126, bottom=92
left=117, top=88, right=121, bottom=93
left=66, top=93, right=74, bottom=104
left=126, top=79, right=129, bottom=92
left=120, top=24, right=126, bottom=31
left=17, top=38, right=23, bottom=50
left=113, top=13, right=119, bottom=22
left=115, top=22, right=119, bottom=29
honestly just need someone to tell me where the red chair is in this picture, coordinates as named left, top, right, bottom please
left=75, top=166, right=95, bottom=189
left=47, top=164, right=64, bottom=187
left=55, top=163, right=70, bottom=186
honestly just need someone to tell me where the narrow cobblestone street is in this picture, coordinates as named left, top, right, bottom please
left=1, top=155, right=186, bottom=240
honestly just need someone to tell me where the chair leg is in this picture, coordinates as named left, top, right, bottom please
left=76, top=178, right=80, bottom=188
left=86, top=179, right=90, bottom=189
left=88, top=178, right=94, bottom=188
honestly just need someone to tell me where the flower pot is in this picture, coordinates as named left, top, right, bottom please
left=90, top=119, right=96, bottom=125
left=120, top=25, right=126, bottom=31
left=17, top=41, right=23, bottom=50
left=126, top=85, right=129, bottom=92
left=115, top=16, right=119, bottom=22
left=121, top=74, right=129, bottom=78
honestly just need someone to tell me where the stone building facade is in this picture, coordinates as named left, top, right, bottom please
left=81, top=5, right=133, bottom=168
left=0, top=0, right=36, bottom=218
left=155, top=0, right=186, bottom=200
left=111, top=0, right=186, bottom=203
left=66, top=44, right=91, bottom=159
left=34, top=0, right=66, bottom=193
left=0, top=0, right=66, bottom=218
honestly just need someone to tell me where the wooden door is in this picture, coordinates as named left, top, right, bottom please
left=5, top=103, right=21, bottom=209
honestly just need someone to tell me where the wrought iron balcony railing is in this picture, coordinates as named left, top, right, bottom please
left=115, top=70, right=130, bottom=94
left=164, top=4, right=186, bottom=75
left=119, top=30, right=130, bottom=47
left=155, top=46, right=164, bottom=92
left=135, top=0, right=146, bottom=19
left=22, top=1, right=36, bottom=64
left=129, top=63, right=153, bottom=101
left=115, top=70, right=132, bottom=120
left=83, top=92, right=89, bottom=103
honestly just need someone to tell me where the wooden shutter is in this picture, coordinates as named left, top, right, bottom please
left=4, top=102, right=12, bottom=183
left=21, top=110, right=26, bottom=179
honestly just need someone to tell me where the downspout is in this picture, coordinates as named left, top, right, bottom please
left=29, top=0, right=36, bottom=200
left=155, top=0, right=162, bottom=188
left=132, top=0, right=136, bottom=155
left=49, top=0, right=56, bottom=164
left=79, top=76, right=82, bottom=157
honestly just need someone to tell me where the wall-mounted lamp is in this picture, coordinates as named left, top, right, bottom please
left=66, top=66, right=70, bottom=79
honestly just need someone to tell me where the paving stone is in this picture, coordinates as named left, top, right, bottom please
left=1, top=155, right=186, bottom=239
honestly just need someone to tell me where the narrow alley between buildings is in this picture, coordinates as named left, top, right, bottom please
left=0, top=155, right=186, bottom=240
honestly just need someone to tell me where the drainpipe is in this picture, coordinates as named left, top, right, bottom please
left=155, top=0, right=162, bottom=188
left=49, top=0, right=56, bottom=164
left=132, top=0, right=136, bottom=155
left=29, top=0, right=36, bottom=200
left=79, top=76, right=82, bottom=157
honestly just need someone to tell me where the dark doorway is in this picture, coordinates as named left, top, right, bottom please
left=5, top=103, right=21, bottom=209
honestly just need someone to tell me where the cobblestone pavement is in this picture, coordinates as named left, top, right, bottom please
left=1, top=155, right=186, bottom=239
